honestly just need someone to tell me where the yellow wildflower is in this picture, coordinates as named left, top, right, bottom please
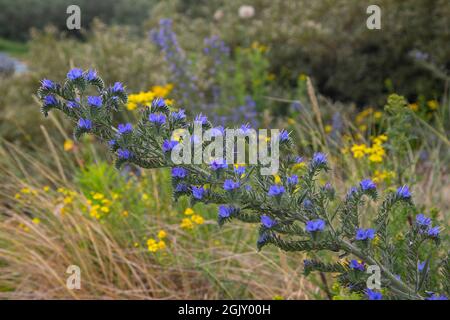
left=273, top=174, right=281, bottom=184
left=351, top=144, right=367, bottom=159
left=157, top=230, right=167, bottom=239
left=64, top=139, right=74, bottom=151
left=184, top=208, right=194, bottom=215
left=147, top=238, right=159, bottom=252
left=180, top=218, right=194, bottom=229
left=32, top=217, right=41, bottom=225
left=20, top=187, right=31, bottom=194
left=157, top=240, right=166, bottom=250
left=427, top=100, right=438, bottom=110
left=92, top=192, right=104, bottom=200
left=409, top=103, right=419, bottom=112
left=43, top=186, right=50, bottom=192
left=191, top=214, right=204, bottom=225
left=121, top=210, right=129, bottom=217
left=100, top=206, right=110, bottom=213
left=374, top=111, right=383, bottom=119
left=325, top=125, right=333, bottom=134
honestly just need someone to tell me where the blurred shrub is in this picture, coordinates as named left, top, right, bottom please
left=150, top=0, right=449, bottom=106
left=0, top=0, right=157, bottom=41
left=0, top=22, right=164, bottom=145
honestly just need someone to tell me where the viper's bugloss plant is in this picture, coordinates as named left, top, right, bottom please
left=37, top=71, right=449, bottom=300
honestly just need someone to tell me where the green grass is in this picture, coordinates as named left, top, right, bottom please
left=0, top=38, right=28, bottom=57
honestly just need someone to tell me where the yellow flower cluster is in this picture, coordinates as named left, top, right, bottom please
left=372, top=169, right=395, bottom=184
left=147, top=230, right=167, bottom=253
left=180, top=207, right=204, bottom=229
left=14, top=186, right=38, bottom=199
left=64, top=139, right=74, bottom=152
left=355, top=108, right=383, bottom=132
left=350, top=134, right=387, bottom=163
left=87, top=191, right=116, bottom=220
left=126, top=84, right=174, bottom=111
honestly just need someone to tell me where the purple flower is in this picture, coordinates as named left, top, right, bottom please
left=41, top=79, right=55, bottom=90
left=234, top=165, right=245, bottom=175
left=366, top=289, right=383, bottom=300
left=148, top=113, right=166, bottom=125
left=261, top=215, right=277, bottom=228
left=347, top=186, right=358, bottom=199
left=66, top=100, right=79, bottom=108
left=279, top=130, right=289, bottom=142
left=305, top=219, right=326, bottom=232
left=349, top=259, right=365, bottom=271
left=111, top=82, right=124, bottom=93
left=175, top=183, right=188, bottom=193
left=223, top=179, right=240, bottom=191
left=396, top=185, right=411, bottom=199
left=171, top=109, right=186, bottom=121
left=416, top=214, right=431, bottom=227
left=268, top=185, right=285, bottom=197
left=239, top=123, right=252, bottom=135
left=191, top=186, right=206, bottom=199
left=426, top=293, right=448, bottom=300
left=355, top=228, right=375, bottom=241
left=67, top=68, right=83, bottom=80
left=84, top=69, right=97, bottom=81
left=287, top=175, right=298, bottom=185
left=87, top=96, right=102, bottom=108
left=360, top=179, right=376, bottom=191
left=117, top=148, right=132, bottom=160
left=108, top=139, right=116, bottom=147
left=428, top=226, right=440, bottom=237
left=295, top=156, right=304, bottom=163
left=152, top=97, right=165, bottom=108
left=194, top=113, right=208, bottom=125
left=162, top=140, right=179, bottom=152
left=218, top=205, right=233, bottom=218
left=417, top=261, right=426, bottom=272
left=312, top=152, right=327, bottom=167
left=172, top=167, right=188, bottom=179
left=210, top=126, right=224, bottom=137
left=210, top=159, right=227, bottom=171
left=117, top=123, right=133, bottom=135
left=43, top=95, right=57, bottom=106
left=77, top=118, right=92, bottom=130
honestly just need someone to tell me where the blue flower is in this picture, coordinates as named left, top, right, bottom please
left=234, top=165, right=245, bottom=175
left=279, top=130, right=289, bottom=142
left=194, top=113, right=208, bottom=125
left=426, top=293, right=448, bottom=300
left=417, top=261, right=426, bottom=272
left=43, top=95, right=57, bottom=106
left=218, top=205, right=233, bottom=218
left=148, top=113, right=166, bottom=125
left=210, top=126, right=224, bottom=137
left=210, top=159, right=227, bottom=171
left=162, top=140, right=179, bottom=152
left=303, top=199, right=313, bottom=209
left=191, top=186, right=206, bottom=199
left=66, top=100, right=79, bottom=108
left=416, top=214, right=431, bottom=227
left=67, top=68, right=83, bottom=80
left=287, top=175, right=298, bottom=185
left=77, top=118, right=92, bottom=130
left=41, top=79, right=55, bottom=90
left=172, top=167, right=188, bottom=179
left=396, top=185, right=411, bottom=199
left=257, top=233, right=269, bottom=248
left=84, top=69, right=97, bottom=81
left=347, top=186, right=358, bottom=199
left=312, top=152, right=327, bottom=166
left=360, top=179, right=376, bottom=191
left=366, top=289, right=383, bottom=300
left=295, top=156, right=304, bottom=163
left=111, top=82, right=124, bottom=93
left=223, top=179, right=240, bottom=191
left=87, top=96, right=102, bottom=108
left=239, top=123, right=252, bottom=134
left=108, top=139, right=116, bottom=147
left=117, top=123, right=133, bottom=135
left=305, top=219, right=326, bottom=232
left=268, top=185, right=285, bottom=197
left=349, top=259, right=365, bottom=271
left=117, top=148, right=132, bottom=160
left=175, top=183, right=188, bottom=193
left=355, top=228, right=375, bottom=241
left=171, top=109, right=186, bottom=121
left=152, top=97, right=165, bottom=108
left=261, top=215, right=277, bottom=228
left=428, top=226, right=440, bottom=237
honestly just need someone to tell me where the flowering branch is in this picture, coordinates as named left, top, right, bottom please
left=37, top=71, right=448, bottom=300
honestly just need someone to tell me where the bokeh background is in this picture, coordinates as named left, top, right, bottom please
left=0, top=0, right=448, bottom=299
